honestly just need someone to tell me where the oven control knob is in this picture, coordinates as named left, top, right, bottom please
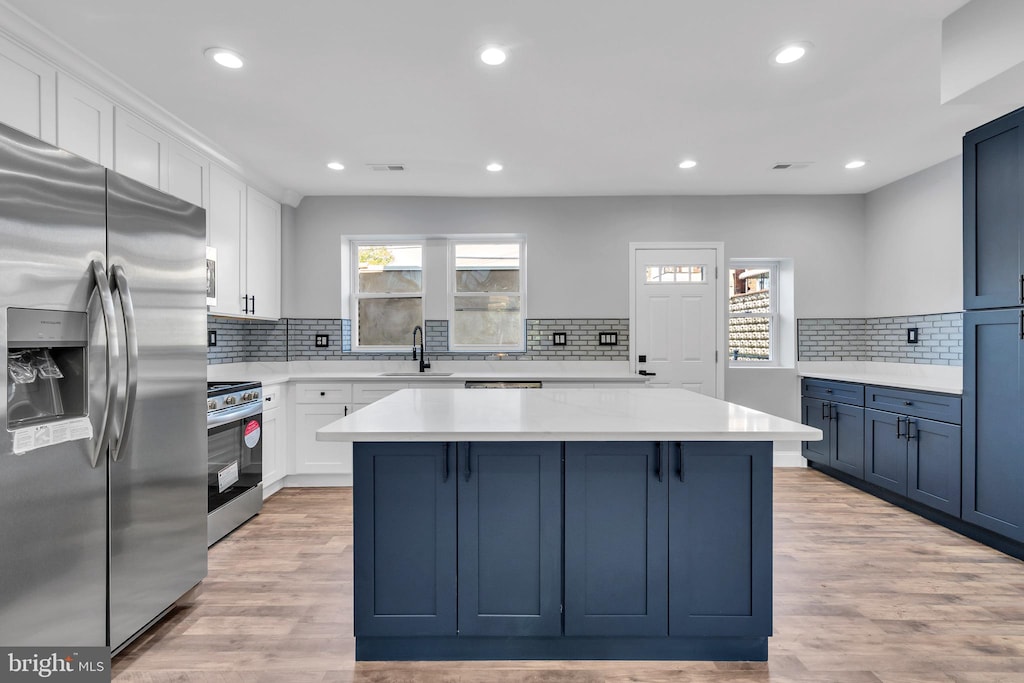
left=225, top=396, right=237, bottom=406
left=242, top=392, right=253, bottom=401
left=207, top=399, right=217, bottom=410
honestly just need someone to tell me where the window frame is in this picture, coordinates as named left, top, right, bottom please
left=728, top=260, right=780, bottom=367
left=447, top=238, right=527, bottom=353
left=350, top=239, right=425, bottom=352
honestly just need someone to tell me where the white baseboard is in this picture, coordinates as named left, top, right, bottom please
left=280, top=473, right=353, bottom=488
left=262, top=478, right=286, bottom=499
left=773, top=448, right=806, bottom=468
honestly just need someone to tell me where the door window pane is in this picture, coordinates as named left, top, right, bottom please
left=645, top=265, right=705, bottom=283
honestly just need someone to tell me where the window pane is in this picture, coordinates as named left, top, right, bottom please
left=729, top=317, right=771, bottom=362
left=729, top=268, right=771, bottom=311
left=455, top=243, right=520, bottom=292
left=358, top=297, right=423, bottom=346
left=453, top=295, right=522, bottom=346
left=455, top=269, right=519, bottom=292
left=645, top=265, right=705, bottom=283
left=358, top=245, right=422, bottom=293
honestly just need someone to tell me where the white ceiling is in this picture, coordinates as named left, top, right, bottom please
left=5, top=0, right=1019, bottom=199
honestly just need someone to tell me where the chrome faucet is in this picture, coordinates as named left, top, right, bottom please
left=412, top=325, right=430, bottom=373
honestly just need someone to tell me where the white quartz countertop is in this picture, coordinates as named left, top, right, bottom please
left=797, top=361, right=962, bottom=394
left=208, top=361, right=648, bottom=387
left=316, top=387, right=822, bottom=443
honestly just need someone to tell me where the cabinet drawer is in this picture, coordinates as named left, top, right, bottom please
left=865, top=386, right=961, bottom=424
left=801, top=378, right=864, bottom=406
left=352, top=383, right=408, bottom=403
left=262, top=384, right=283, bottom=412
left=294, top=383, right=353, bottom=404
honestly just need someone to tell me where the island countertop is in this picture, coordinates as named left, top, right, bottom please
left=316, top=386, right=822, bottom=442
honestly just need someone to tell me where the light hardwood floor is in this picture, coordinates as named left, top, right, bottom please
left=112, top=469, right=1024, bottom=682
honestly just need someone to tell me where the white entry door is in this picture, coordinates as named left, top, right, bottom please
left=633, top=246, right=721, bottom=396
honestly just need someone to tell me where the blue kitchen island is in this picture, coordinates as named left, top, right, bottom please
left=317, top=387, right=821, bottom=661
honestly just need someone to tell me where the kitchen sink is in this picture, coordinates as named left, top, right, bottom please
left=377, top=372, right=454, bottom=377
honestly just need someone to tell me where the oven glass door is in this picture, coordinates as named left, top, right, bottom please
left=207, top=413, right=263, bottom=513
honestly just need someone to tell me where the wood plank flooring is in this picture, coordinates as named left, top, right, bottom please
left=112, top=469, right=1024, bottom=682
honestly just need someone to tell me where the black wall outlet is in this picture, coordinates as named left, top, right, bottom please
left=315, top=334, right=330, bottom=348
left=907, top=328, right=919, bottom=344
left=208, top=330, right=217, bottom=347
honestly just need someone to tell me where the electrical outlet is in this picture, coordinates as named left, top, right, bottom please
left=907, top=328, right=919, bottom=344
left=208, top=330, right=217, bottom=347
left=552, top=332, right=567, bottom=346
left=315, top=334, right=330, bottom=348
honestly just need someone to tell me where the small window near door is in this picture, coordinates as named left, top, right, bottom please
left=353, top=242, right=424, bottom=349
left=449, top=241, right=525, bottom=351
left=645, top=265, right=706, bottom=283
left=729, top=261, right=778, bottom=364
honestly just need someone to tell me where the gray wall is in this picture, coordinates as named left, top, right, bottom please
left=864, top=157, right=963, bottom=317
left=284, top=194, right=867, bottom=321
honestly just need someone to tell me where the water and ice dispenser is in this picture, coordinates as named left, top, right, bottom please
left=6, top=308, right=87, bottom=430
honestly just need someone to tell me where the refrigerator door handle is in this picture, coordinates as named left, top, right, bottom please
left=110, top=264, right=139, bottom=463
left=90, top=260, right=120, bottom=469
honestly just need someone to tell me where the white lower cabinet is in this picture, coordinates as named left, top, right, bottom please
left=261, top=384, right=286, bottom=497
left=292, top=383, right=354, bottom=476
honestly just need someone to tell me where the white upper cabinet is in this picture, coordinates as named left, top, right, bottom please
left=245, top=187, right=282, bottom=319
left=55, top=73, right=113, bottom=166
left=208, top=163, right=246, bottom=317
left=0, top=34, right=56, bottom=143
left=113, top=107, right=169, bottom=191
left=167, top=141, right=209, bottom=209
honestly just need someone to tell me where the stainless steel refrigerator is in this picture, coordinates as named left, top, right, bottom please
left=0, top=121, right=207, bottom=651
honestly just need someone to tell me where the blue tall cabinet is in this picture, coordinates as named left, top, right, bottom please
left=963, top=106, right=1024, bottom=543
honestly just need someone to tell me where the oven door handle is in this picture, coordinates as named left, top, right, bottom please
left=207, top=402, right=263, bottom=429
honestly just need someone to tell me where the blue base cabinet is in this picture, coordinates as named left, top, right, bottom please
left=353, top=442, right=457, bottom=637
left=800, top=380, right=864, bottom=478
left=669, top=442, right=772, bottom=637
left=564, top=442, right=667, bottom=636
left=354, top=440, right=773, bottom=661
left=457, top=442, right=562, bottom=636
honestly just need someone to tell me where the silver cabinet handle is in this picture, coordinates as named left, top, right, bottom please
left=110, top=265, right=138, bottom=463
left=89, top=260, right=119, bottom=469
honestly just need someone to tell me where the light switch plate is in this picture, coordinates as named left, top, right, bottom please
left=907, top=328, right=919, bottom=344
left=208, top=330, right=217, bottom=347
left=552, top=332, right=567, bottom=346
left=599, top=332, right=618, bottom=346
left=315, top=334, right=330, bottom=348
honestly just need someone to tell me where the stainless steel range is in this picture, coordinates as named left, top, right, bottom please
left=207, top=380, right=263, bottom=546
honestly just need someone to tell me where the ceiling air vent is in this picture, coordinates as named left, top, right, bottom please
left=367, top=163, right=406, bottom=172
left=772, top=162, right=813, bottom=171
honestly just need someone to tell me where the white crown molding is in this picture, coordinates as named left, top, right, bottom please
left=0, top=1, right=303, bottom=207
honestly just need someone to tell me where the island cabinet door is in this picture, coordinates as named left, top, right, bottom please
left=864, top=409, right=908, bottom=495
left=353, top=442, right=456, bottom=637
left=669, top=442, right=771, bottom=637
left=564, top=442, right=668, bottom=637
left=457, top=442, right=562, bottom=637
left=801, top=397, right=831, bottom=466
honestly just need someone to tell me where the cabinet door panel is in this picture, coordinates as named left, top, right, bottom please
left=565, top=442, right=667, bottom=636
left=56, top=73, right=113, bottom=167
left=963, top=310, right=1024, bottom=541
left=208, top=165, right=245, bottom=316
left=669, top=442, right=771, bottom=637
left=0, top=34, right=56, bottom=143
left=458, top=442, right=561, bottom=636
left=964, top=113, right=1024, bottom=311
left=830, top=403, right=864, bottom=479
left=801, top=397, right=830, bottom=466
left=907, top=418, right=961, bottom=517
left=293, top=404, right=350, bottom=474
left=113, top=108, right=169, bottom=190
left=864, top=408, right=907, bottom=495
left=354, top=442, right=456, bottom=637
left=245, top=187, right=281, bottom=319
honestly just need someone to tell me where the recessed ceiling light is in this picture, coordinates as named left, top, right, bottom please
left=327, top=161, right=345, bottom=171
left=204, top=47, right=244, bottom=69
left=772, top=42, right=812, bottom=65
left=480, top=46, right=507, bottom=66
left=845, top=160, right=867, bottom=169
left=486, top=162, right=503, bottom=172
left=678, top=160, right=698, bottom=169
